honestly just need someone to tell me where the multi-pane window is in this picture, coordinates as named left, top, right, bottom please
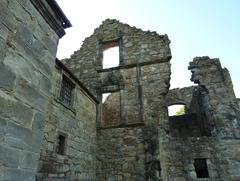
left=60, top=75, right=74, bottom=106
left=194, top=158, right=209, bottom=178
left=56, top=134, right=66, bottom=155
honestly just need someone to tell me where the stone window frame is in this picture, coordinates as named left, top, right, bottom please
left=54, top=69, right=77, bottom=112
left=96, top=37, right=123, bottom=71
left=56, top=131, right=68, bottom=155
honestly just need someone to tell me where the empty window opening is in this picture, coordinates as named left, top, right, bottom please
left=101, top=92, right=121, bottom=127
left=168, top=104, right=185, bottom=116
left=60, top=75, right=74, bottom=106
left=57, top=134, right=66, bottom=155
left=194, top=158, right=209, bottom=178
left=102, top=93, right=111, bottom=103
left=102, top=41, right=119, bottom=69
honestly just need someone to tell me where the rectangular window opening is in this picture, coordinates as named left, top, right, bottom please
left=102, top=93, right=111, bottom=103
left=102, top=41, right=120, bottom=69
left=60, top=75, right=74, bottom=106
left=101, top=92, right=121, bottom=127
left=57, top=134, right=66, bottom=155
left=194, top=158, right=209, bottom=178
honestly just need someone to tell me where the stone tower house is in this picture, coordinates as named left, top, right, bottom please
left=0, top=1, right=240, bottom=180
left=64, top=19, right=172, bottom=180
left=63, top=19, right=240, bottom=180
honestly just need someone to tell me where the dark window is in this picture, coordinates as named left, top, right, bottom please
left=57, top=134, right=66, bottom=155
left=146, top=161, right=161, bottom=179
left=60, top=76, right=74, bottom=106
left=194, top=158, right=209, bottom=178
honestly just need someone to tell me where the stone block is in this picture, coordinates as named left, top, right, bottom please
left=0, top=145, right=20, bottom=168
left=0, top=1, right=8, bottom=22
left=15, top=77, right=48, bottom=111
left=0, top=93, right=33, bottom=127
left=39, top=74, right=52, bottom=95
left=16, top=24, right=34, bottom=49
left=32, top=112, right=45, bottom=132
left=0, top=117, right=7, bottom=133
left=3, top=51, right=36, bottom=84
left=0, top=37, right=7, bottom=63
left=42, top=35, right=58, bottom=57
left=10, top=32, right=53, bottom=77
left=2, top=168, right=35, bottom=181
left=5, top=122, right=42, bottom=153
left=19, top=151, right=39, bottom=170
left=0, top=64, right=16, bottom=91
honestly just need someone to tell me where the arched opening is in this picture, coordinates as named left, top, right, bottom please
left=102, top=92, right=111, bottom=103
left=168, top=104, right=186, bottom=116
left=101, top=92, right=121, bottom=127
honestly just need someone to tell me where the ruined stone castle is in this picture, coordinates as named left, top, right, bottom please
left=0, top=1, right=239, bottom=181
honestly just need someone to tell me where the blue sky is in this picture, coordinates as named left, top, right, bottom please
left=56, top=0, right=240, bottom=97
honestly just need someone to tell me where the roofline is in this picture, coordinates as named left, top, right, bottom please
left=30, top=0, right=72, bottom=38
left=55, top=59, right=99, bottom=104
left=46, top=0, right=72, bottom=29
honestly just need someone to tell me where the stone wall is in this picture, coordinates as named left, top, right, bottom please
left=1, top=4, right=239, bottom=180
left=96, top=126, right=145, bottom=181
left=0, top=0, right=64, bottom=180
left=160, top=137, right=240, bottom=181
left=64, top=19, right=171, bottom=180
left=189, top=57, right=240, bottom=138
left=237, top=98, right=240, bottom=110
left=166, top=86, right=196, bottom=111
left=160, top=57, right=240, bottom=181
left=64, top=19, right=171, bottom=97
left=37, top=62, right=97, bottom=180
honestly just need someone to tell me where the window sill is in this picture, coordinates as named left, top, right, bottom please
left=54, top=98, right=76, bottom=114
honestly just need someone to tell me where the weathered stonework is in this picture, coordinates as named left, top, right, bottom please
left=36, top=60, right=97, bottom=181
left=63, top=20, right=240, bottom=181
left=161, top=57, right=240, bottom=181
left=0, top=1, right=240, bottom=180
left=63, top=19, right=171, bottom=180
left=166, top=86, right=196, bottom=112
left=0, top=0, right=72, bottom=181
left=97, top=126, right=145, bottom=180
left=0, top=0, right=70, bottom=180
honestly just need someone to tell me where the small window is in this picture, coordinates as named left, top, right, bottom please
left=194, top=158, right=209, bottom=178
left=60, top=75, right=74, bottom=106
left=56, top=134, right=66, bottom=155
left=102, top=93, right=111, bottom=103
left=102, top=40, right=120, bottom=69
